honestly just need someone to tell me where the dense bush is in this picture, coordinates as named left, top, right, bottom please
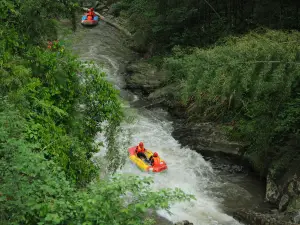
left=164, top=29, right=300, bottom=174
left=117, top=0, right=300, bottom=49
left=0, top=103, right=193, bottom=224
left=0, top=28, right=123, bottom=185
left=0, top=0, right=192, bottom=224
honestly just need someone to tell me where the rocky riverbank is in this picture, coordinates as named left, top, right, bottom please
left=92, top=2, right=300, bottom=224
left=124, top=60, right=246, bottom=156
left=233, top=209, right=300, bottom=225
left=123, top=60, right=300, bottom=225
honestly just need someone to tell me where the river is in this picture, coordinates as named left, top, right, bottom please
left=69, top=18, right=268, bottom=225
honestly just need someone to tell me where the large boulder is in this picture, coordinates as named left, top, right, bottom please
left=172, top=122, right=246, bottom=157
left=233, top=209, right=298, bottom=225
left=266, top=174, right=280, bottom=204
left=145, top=83, right=178, bottom=109
left=265, top=155, right=300, bottom=216
left=279, top=194, right=290, bottom=211
left=125, top=61, right=168, bottom=95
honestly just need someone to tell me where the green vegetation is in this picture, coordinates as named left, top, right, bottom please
left=113, top=0, right=300, bottom=49
left=164, top=30, right=300, bottom=175
left=0, top=107, right=191, bottom=224
left=115, top=0, right=300, bottom=178
left=1, top=11, right=122, bottom=185
left=0, top=0, right=192, bottom=224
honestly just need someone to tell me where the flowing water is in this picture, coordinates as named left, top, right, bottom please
left=69, top=18, right=268, bottom=225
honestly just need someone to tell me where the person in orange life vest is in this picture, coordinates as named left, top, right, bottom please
left=87, top=8, right=95, bottom=20
left=149, top=152, right=160, bottom=166
left=47, top=41, right=52, bottom=49
left=135, top=142, right=148, bottom=161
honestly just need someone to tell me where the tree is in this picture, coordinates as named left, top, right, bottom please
left=115, top=0, right=300, bottom=49
left=164, top=29, right=300, bottom=174
left=0, top=101, right=193, bottom=225
left=0, top=1, right=193, bottom=224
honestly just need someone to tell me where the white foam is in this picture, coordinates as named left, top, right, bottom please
left=114, top=112, right=242, bottom=225
left=74, top=27, right=242, bottom=225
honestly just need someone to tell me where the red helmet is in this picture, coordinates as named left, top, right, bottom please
left=139, top=142, right=144, bottom=147
left=90, top=8, right=94, bottom=11
left=153, top=152, right=158, bottom=157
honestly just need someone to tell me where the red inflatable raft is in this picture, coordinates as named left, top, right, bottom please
left=81, top=14, right=99, bottom=26
left=128, top=146, right=167, bottom=172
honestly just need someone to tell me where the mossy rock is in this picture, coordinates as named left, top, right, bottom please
left=125, top=61, right=168, bottom=94
left=287, top=196, right=300, bottom=213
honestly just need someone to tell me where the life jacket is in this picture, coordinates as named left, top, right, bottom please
left=152, top=156, right=160, bottom=166
left=87, top=15, right=93, bottom=20
left=136, top=146, right=145, bottom=153
left=47, top=41, right=52, bottom=49
left=87, top=10, right=95, bottom=17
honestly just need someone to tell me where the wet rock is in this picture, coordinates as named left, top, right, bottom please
left=288, top=182, right=296, bottom=196
left=146, top=84, right=178, bottom=108
left=266, top=175, right=280, bottom=204
left=263, top=171, right=300, bottom=222
left=127, top=32, right=148, bottom=53
left=293, top=212, right=300, bottom=223
left=287, top=181, right=297, bottom=196
left=172, top=122, right=245, bottom=157
left=264, top=160, right=300, bottom=215
left=148, top=84, right=176, bottom=101
left=233, top=208, right=298, bottom=225
left=126, top=61, right=153, bottom=74
left=174, top=220, right=193, bottom=225
left=279, top=194, right=290, bottom=211
left=152, top=214, right=173, bottom=225
left=270, top=209, right=279, bottom=214
left=125, top=61, right=167, bottom=95
left=297, top=181, right=300, bottom=193
left=283, top=210, right=300, bottom=224
left=287, top=196, right=300, bottom=213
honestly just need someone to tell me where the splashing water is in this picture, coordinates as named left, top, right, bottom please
left=117, top=108, right=242, bottom=225
left=70, top=20, right=245, bottom=225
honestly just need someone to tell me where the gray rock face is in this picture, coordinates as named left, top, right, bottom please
left=233, top=209, right=299, bottom=225
left=125, top=61, right=168, bottom=94
left=266, top=174, right=280, bottom=204
left=265, top=171, right=300, bottom=215
left=123, top=59, right=300, bottom=225
left=293, top=212, right=300, bottom=223
left=279, top=194, right=290, bottom=211
left=297, top=181, right=300, bottom=193
left=172, top=122, right=245, bottom=156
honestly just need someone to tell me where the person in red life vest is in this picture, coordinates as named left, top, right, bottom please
left=86, top=8, right=95, bottom=21
left=135, top=142, right=149, bottom=161
left=47, top=40, right=52, bottom=49
left=149, top=152, right=160, bottom=166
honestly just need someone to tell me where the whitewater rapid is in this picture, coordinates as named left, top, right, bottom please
left=70, top=20, right=244, bottom=225
left=116, top=107, right=242, bottom=225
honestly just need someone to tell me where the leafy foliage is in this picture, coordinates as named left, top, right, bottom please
left=164, top=29, right=300, bottom=174
left=0, top=0, right=193, bottom=224
left=0, top=38, right=124, bottom=184
left=117, top=0, right=300, bottom=50
left=0, top=101, right=193, bottom=224
left=0, top=0, right=126, bottom=184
